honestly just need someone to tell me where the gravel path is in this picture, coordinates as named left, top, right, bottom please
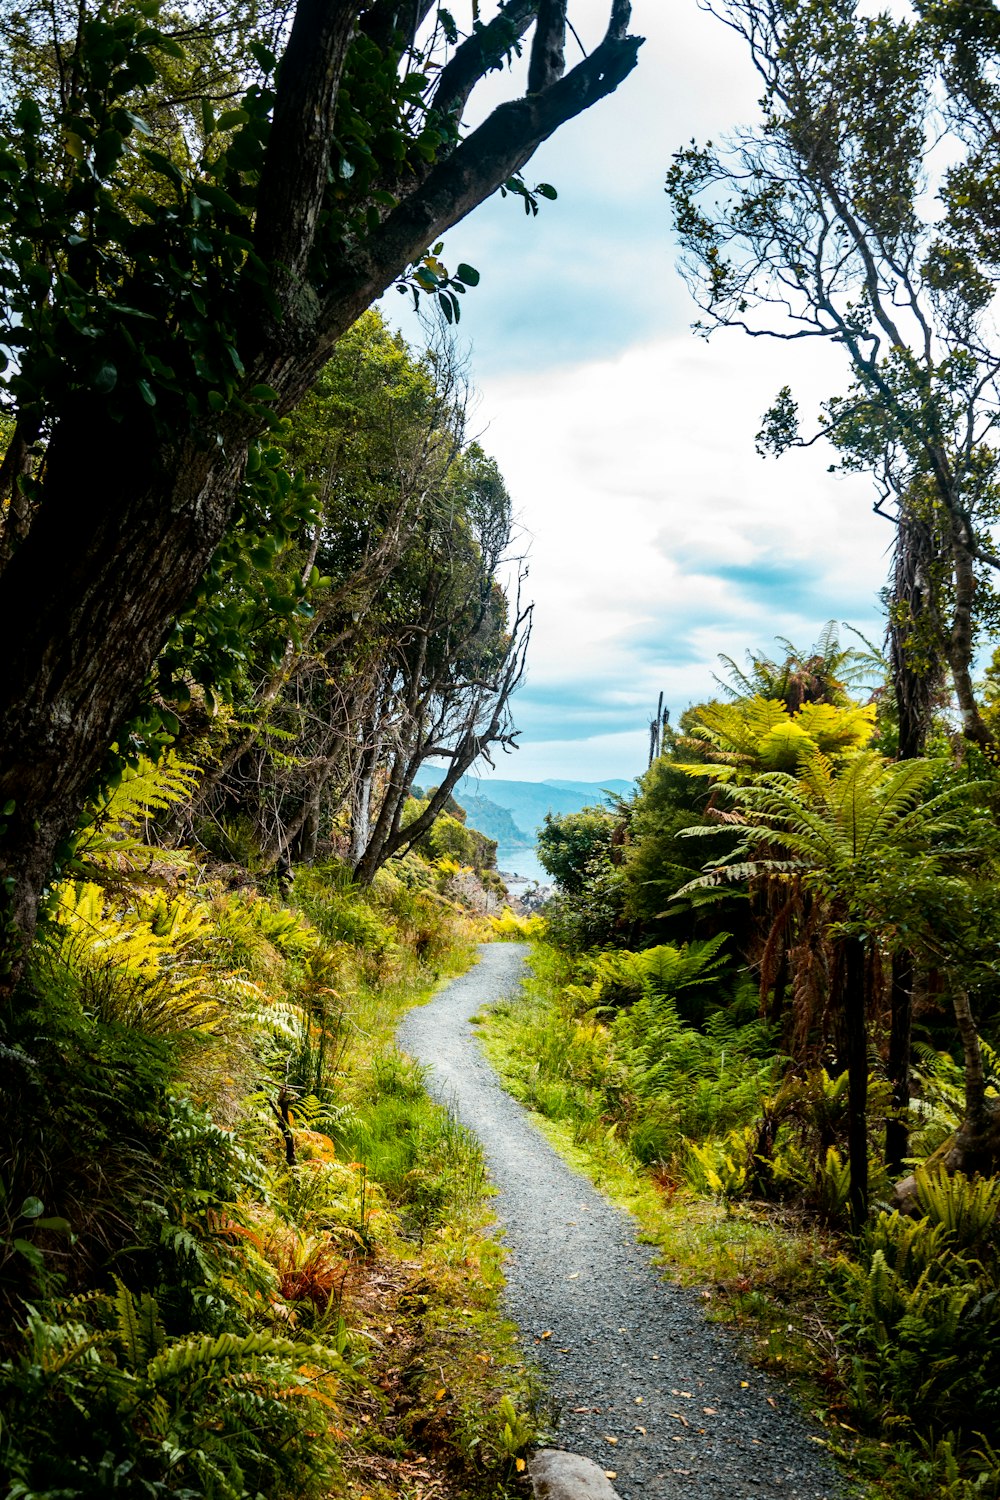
left=398, top=943, right=848, bottom=1500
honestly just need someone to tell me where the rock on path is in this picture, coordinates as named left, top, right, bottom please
left=398, top=944, right=846, bottom=1500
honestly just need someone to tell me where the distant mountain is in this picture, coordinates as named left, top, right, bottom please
left=456, top=794, right=533, bottom=848
left=454, top=775, right=634, bottom=844
left=542, top=778, right=633, bottom=797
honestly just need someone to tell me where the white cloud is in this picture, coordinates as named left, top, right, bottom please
left=476, top=331, right=891, bottom=781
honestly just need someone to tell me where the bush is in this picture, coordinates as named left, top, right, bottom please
left=489, top=909, right=545, bottom=941
left=830, top=1206, right=1000, bottom=1439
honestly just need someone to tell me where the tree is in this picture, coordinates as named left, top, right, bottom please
left=680, top=750, right=986, bottom=1225
left=666, top=0, right=1000, bottom=755
left=173, top=311, right=525, bottom=876
left=537, top=804, right=618, bottom=896
left=0, top=0, right=643, bottom=962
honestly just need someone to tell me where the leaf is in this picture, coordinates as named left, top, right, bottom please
left=92, top=360, right=118, bottom=394
left=19, top=1196, right=44, bottom=1219
left=456, top=262, right=480, bottom=285
left=249, top=40, right=276, bottom=71
left=536, top=182, right=558, bottom=199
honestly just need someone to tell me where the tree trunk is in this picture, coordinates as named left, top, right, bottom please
left=943, top=988, right=1000, bottom=1176
left=0, top=400, right=248, bottom=969
left=843, top=934, right=869, bottom=1229
left=885, top=948, right=913, bottom=1176
left=947, top=513, right=994, bottom=751
left=889, top=514, right=939, bottom=760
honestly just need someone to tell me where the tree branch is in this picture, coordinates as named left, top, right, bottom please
left=527, top=0, right=567, bottom=94
left=314, top=9, right=642, bottom=355
left=253, top=0, right=358, bottom=322
left=432, top=0, right=537, bottom=121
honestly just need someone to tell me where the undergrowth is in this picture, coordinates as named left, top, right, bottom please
left=0, top=772, right=534, bottom=1500
left=479, top=940, right=1000, bottom=1500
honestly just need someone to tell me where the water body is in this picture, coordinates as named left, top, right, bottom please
left=495, top=844, right=548, bottom=887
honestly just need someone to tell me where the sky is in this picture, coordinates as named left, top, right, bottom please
left=385, top=0, right=894, bottom=784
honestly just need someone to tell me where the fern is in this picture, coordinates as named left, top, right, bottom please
left=73, top=750, right=200, bottom=874
left=915, top=1169, right=1000, bottom=1246
left=112, top=1279, right=166, bottom=1367
left=43, top=882, right=221, bottom=1034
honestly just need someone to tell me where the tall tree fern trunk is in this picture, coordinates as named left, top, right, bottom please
left=843, top=934, right=869, bottom=1229
left=885, top=949, right=913, bottom=1176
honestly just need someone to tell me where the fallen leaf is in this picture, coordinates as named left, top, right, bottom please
left=434, top=1387, right=446, bottom=1400
left=740, top=1381, right=749, bottom=1389
left=767, top=1397, right=777, bottom=1408
left=604, top=1435, right=618, bottom=1446
left=636, top=1425, right=647, bottom=1435
left=567, top=1272, right=579, bottom=1280
left=671, top=1435, right=684, bottom=1442
left=703, top=1407, right=717, bottom=1415
left=605, top=1473, right=617, bottom=1481
left=515, top=1459, right=525, bottom=1473
left=540, top=1330, right=552, bottom=1340
left=670, top=1413, right=689, bottom=1427
left=635, top=1397, right=644, bottom=1405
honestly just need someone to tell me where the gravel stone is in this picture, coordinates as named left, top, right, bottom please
left=398, top=944, right=847, bottom=1500
left=530, top=1448, right=624, bottom=1499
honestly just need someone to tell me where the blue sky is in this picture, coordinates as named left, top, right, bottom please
left=385, top=0, right=892, bottom=783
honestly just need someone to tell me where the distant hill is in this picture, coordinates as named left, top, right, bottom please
left=453, top=775, right=635, bottom=845
left=455, top=794, right=533, bottom=848
left=542, top=778, right=633, bottom=797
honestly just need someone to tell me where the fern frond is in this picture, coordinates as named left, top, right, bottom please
left=74, top=750, right=200, bottom=874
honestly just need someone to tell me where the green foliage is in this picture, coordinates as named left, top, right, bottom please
left=72, top=750, right=201, bottom=875
left=489, top=909, right=546, bottom=942
left=830, top=1208, right=1000, bottom=1440
left=915, top=1169, right=1000, bottom=1247
left=412, top=808, right=498, bottom=877
left=537, top=804, right=618, bottom=895
left=0, top=790, right=501, bottom=1492
left=484, top=938, right=777, bottom=1172
left=678, top=696, right=877, bottom=781
left=42, top=881, right=221, bottom=1034
left=621, top=753, right=724, bottom=934
left=0, top=1290, right=348, bottom=1499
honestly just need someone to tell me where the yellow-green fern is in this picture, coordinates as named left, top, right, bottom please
left=73, top=750, right=199, bottom=875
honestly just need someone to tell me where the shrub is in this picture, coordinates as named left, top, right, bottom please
left=489, top=909, right=545, bottom=941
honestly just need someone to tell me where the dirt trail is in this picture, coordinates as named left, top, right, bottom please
left=398, top=943, right=845, bottom=1500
